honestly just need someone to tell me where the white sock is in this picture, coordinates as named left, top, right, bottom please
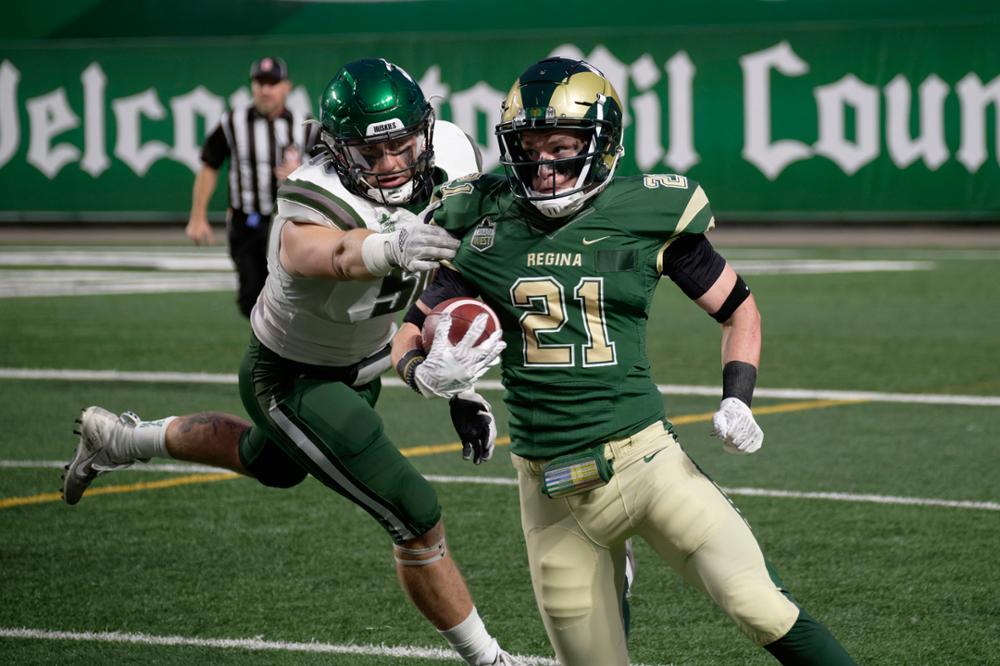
left=124, top=416, right=175, bottom=461
left=438, top=607, right=500, bottom=666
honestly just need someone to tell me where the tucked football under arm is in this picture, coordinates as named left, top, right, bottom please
left=402, top=265, right=481, bottom=329
left=392, top=265, right=481, bottom=389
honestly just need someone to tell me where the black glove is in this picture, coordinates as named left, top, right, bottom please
left=449, top=390, right=496, bottom=464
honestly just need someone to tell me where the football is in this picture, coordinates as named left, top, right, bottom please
left=421, top=298, right=500, bottom=351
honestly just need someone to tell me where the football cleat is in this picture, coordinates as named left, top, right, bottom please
left=491, top=650, right=522, bottom=666
left=62, top=406, right=143, bottom=505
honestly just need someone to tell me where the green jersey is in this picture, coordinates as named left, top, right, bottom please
left=432, top=173, right=715, bottom=460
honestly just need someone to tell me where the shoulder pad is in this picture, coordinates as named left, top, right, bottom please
left=430, top=173, right=507, bottom=235
left=432, top=120, right=482, bottom=181
left=600, top=175, right=715, bottom=237
left=277, top=164, right=367, bottom=231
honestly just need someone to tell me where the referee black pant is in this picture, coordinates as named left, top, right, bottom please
left=227, top=209, right=271, bottom=318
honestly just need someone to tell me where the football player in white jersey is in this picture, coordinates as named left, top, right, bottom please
left=61, top=58, right=515, bottom=666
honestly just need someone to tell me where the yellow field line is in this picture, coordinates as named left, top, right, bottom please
left=400, top=438, right=511, bottom=458
left=2, top=399, right=864, bottom=509
left=671, top=398, right=866, bottom=425
left=0, top=473, right=238, bottom=510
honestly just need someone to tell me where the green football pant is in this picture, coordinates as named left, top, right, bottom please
left=238, top=335, right=441, bottom=544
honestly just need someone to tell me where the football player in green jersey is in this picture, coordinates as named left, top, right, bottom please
left=62, top=58, right=517, bottom=666
left=392, top=57, right=855, bottom=665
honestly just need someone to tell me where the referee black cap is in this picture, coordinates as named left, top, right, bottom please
left=250, top=56, right=288, bottom=84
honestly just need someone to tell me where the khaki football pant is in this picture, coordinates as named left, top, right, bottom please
left=511, top=421, right=799, bottom=666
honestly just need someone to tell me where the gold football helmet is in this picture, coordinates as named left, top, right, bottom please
left=495, top=57, right=624, bottom=218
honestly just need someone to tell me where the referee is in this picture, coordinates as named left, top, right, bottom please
left=186, top=56, right=318, bottom=317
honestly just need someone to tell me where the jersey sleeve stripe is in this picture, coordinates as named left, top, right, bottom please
left=278, top=187, right=357, bottom=231
left=675, top=185, right=708, bottom=234
left=277, top=192, right=351, bottom=231
left=280, top=179, right=364, bottom=230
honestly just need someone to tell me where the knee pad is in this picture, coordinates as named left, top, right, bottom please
left=532, top=527, right=598, bottom=630
left=394, top=537, right=447, bottom=567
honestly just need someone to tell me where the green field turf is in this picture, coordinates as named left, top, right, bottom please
left=0, top=241, right=998, bottom=665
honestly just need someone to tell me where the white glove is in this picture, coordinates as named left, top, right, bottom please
left=361, top=210, right=460, bottom=275
left=711, top=397, right=764, bottom=455
left=414, top=313, right=505, bottom=399
left=449, top=390, right=496, bottom=464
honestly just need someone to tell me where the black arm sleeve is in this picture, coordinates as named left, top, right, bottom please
left=660, top=233, right=726, bottom=300
left=200, top=124, right=229, bottom=169
left=403, top=266, right=480, bottom=328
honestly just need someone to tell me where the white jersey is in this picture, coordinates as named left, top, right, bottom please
left=250, top=120, right=480, bottom=367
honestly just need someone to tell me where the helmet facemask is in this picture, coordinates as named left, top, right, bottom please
left=325, top=111, right=435, bottom=206
left=497, top=117, right=621, bottom=219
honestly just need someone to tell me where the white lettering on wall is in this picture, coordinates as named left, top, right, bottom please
left=740, top=41, right=812, bottom=180
left=955, top=73, right=1000, bottom=173
left=630, top=53, right=663, bottom=171
left=112, top=88, right=168, bottom=176
left=169, top=85, right=225, bottom=172
left=884, top=74, right=949, bottom=170
left=419, top=66, right=450, bottom=120
left=81, top=62, right=110, bottom=177
left=0, top=60, right=20, bottom=169
left=449, top=82, right=504, bottom=170
left=814, top=74, right=880, bottom=175
left=663, top=51, right=699, bottom=173
left=27, top=88, right=80, bottom=179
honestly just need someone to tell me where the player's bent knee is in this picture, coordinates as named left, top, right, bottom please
left=532, top=527, right=597, bottom=630
left=255, top=465, right=308, bottom=488
left=720, top=575, right=799, bottom=645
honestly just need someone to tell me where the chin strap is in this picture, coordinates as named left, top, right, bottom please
left=366, top=178, right=416, bottom=206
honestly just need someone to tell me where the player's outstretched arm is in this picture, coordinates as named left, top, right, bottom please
left=279, top=210, right=460, bottom=281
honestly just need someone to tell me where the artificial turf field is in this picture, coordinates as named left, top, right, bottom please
left=0, top=239, right=998, bottom=665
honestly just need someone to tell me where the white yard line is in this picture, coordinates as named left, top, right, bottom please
left=3, top=461, right=997, bottom=511
left=2, top=367, right=999, bottom=407
left=0, top=627, right=580, bottom=666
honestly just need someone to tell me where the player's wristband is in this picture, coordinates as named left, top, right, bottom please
left=361, top=232, right=395, bottom=277
left=722, top=361, right=757, bottom=407
left=395, top=348, right=427, bottom=394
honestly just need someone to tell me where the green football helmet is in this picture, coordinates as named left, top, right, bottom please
left=496, top=57, right=624, bottom=218
left=319, top=58, right=435, bottom=205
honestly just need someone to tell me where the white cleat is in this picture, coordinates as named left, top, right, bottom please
left=492, top=650, right=522, bottom=666
left=62, top=406, right=142, bottom=505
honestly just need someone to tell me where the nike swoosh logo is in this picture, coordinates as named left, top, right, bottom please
left=582, top=236, right=610, bottom=246
left=643, top=447, right=668, bottom=463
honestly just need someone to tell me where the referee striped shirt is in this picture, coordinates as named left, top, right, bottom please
left=201, top=106, right=319, bottom=216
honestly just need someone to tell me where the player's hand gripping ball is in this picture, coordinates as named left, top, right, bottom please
left=421, top=298, right=500, bottom=351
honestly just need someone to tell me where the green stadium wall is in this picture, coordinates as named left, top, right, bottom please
left=1, top=0, right=998, bottom=222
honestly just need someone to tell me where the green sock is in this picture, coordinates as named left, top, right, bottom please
left=764, top=607, right=855, bottom=665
